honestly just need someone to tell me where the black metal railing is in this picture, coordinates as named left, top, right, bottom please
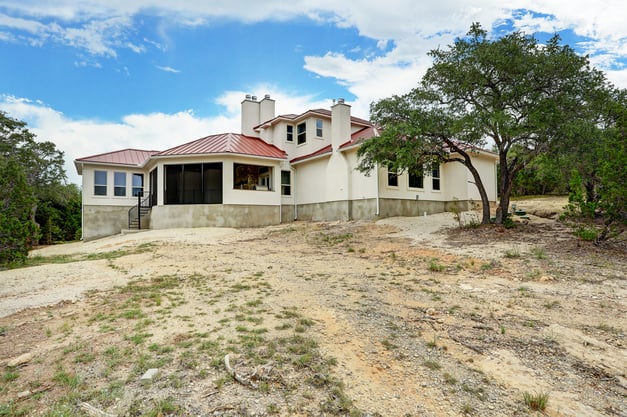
left=128, top=192, right=153, bottom=230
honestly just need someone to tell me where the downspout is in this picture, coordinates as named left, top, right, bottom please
left=80, top=162, right=85, bottom=240
left=293, top=168, right=298, bottom=220
left=375, top=162, right=380, bottom=216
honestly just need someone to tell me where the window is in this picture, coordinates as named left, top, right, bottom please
left=281, top=170, right=291, bottom=196
left=432, top=163, right=441, bottom=191
left=94, top=170, right=107, bottom=196
left=165, top=163, right=223, bottom=204
left=234, top=163, right=272, bottom=191
left=315, top=119, right=323, bottom=137
left=297, top=122, right=306, bottom=145
left=408, top=169, right=424, bottom=189
left=114, top=172, right=126, bottom=196
left=387, top=166, right=399, bottom=187
left=286, top=125, right=293, bottom=142
left=132, top=173, right=144, bottom=197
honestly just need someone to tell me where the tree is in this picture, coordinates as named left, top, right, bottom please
left=0, top=156, right=37, bottom=264
left=0, top=111, right=71, bottom=263
left=358, top=23, right=613, bottom=224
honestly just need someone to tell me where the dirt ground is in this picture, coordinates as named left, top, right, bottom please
left=0, top=196, right=625, bottom=416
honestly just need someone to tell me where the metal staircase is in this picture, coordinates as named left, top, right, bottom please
left=128, top=193, right=153, bottom=230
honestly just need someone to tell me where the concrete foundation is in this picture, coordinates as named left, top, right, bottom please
left=82, top=205, right=134, bottom=241
left=83, top=198, right=483, bottom=241
left=149, top=204, right=280, bottom=229
left=294, top=198, right=474, bottom=222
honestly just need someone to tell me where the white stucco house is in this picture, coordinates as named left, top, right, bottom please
left=75, top=95, right=498, bottom=240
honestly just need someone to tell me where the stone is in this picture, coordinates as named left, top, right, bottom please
left=7, top=351, right=34, bottom=367
left=140, top=368, right=159, bottom=385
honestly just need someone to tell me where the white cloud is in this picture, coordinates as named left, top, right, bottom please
left=156, top=65, right=180, bottom=73
left=0, top=86, right=334, bottom=186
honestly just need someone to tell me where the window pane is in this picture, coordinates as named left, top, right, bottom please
left=94, top=170, right=106, bottom=185
left=281, top=170, right=291, bottom=196
left=387, top=172, right=398, bottom=187
left=432, top=178, right=441, bottom=190
left=315, top=119, right=323, bottom=137
left=409, top=173, right=423, bottom=188
left=286, top=125, right=293, bottom=142
left=114, top=172, right=126, bottom=196
left=297, top=122, right=306, bottom=145
left=94, top=170, right=107, bottom=196
left=132, top=173, right=144, bottom=197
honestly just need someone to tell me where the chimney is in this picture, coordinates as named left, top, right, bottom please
left=241, top=94, right=260, bottom=137
left=259, top=94, right=275, bottom=125
left=331, top=98, right=351, bottom=150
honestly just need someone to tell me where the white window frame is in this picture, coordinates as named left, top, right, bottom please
left=114, top=172, right=127, bottom=197
left=94, top=170, right=107, bottom=196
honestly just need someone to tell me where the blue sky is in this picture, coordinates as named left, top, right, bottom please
left=1, top=1, right=625, bottom=185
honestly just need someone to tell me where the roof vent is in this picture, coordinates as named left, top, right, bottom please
left=338, top=98, right=345, bottom=104
left=245, top=94, right=252, bottom=100
left=252, top=95, right=258, bottom=101
left=264, top=94, right=271, bottom=99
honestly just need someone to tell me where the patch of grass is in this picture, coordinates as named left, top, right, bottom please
left=530, top=246, right=547, bottom=259
left=1, top=370, right=19, bottom=383
left=422, top=360, right=441, bottom=370
left=0, top=401, right=28, bottom=416
left=381, top=338, right=398, bottom=350
left=523, top=391, right=549, bottom=411
left=428, top=259, right=446, bottom=272
left=503, top=246, right=521, bottom=258
left=53, top=368, right=80, bottom=389
left=443, top=372, right=457, bottom=384
left=461, top=403, right=474, bottom=415
left=543, top=300, right=560, bottom=309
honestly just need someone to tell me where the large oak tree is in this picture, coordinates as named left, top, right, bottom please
left=358, top=23, right=614, bottom=224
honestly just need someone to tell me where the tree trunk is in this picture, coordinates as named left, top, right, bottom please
left=495, top=153, right=511, bottom=224
left=462, top=159, right=491, bottom=224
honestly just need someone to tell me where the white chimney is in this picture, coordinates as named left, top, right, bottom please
left=241, top=95, right=260, bottom=137
left=331, top=98, right=351, bottom=150
left=259, top=94, right=275, bottom=125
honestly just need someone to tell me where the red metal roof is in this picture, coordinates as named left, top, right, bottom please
left=257, top=109, right=372, bottom=129
left=75, top=148, right=158, bottom=166
left=155, top=132, right=287, bottom=159
left=291, top=126, right=379, bottom=164
left=290, top=144, right=332, bottom=164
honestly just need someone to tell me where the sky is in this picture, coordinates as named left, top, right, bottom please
left=1, top=1, right=625, bottom=185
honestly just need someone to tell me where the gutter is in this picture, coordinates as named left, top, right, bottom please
left=375, top=162, right=380, bottom=216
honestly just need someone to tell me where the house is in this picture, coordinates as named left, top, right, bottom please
left=74, top=95, right=498, bottom=241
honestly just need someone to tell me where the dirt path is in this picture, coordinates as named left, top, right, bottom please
left=1, top=197, right=625, bottom=416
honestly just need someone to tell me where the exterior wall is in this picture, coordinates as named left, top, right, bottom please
left=150, top=155, right=283, bottom=207
left=81, top=164, right=148, bottom=206
left=293, top=158, right=328, bottom=204
left=150, top=204, right=279, bottom=229
left=345, top=149, right=378, bottom=200
left=82, top=205, right=133, bottom=241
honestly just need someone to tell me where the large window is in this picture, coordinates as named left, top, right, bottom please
left=408, top=169, right=424, bottom=189
left=132, top=173, right=144, bottom=197
left=286, top=125, right=293, bottom=142
left=114, top=172, right=126, bottom=196
left=387, top=166, right=399, bottom=187
left=281, top=170, right=291, bottom=196
left=432, top=163, right=441, bottom=191
left=315, top=119, right=323, bottom=137
left=165, top=163, right=223, bottom=204
left=94, top=170, right=107, bottom=196
left=234, top=163, right=272, bottom=191
left=297, top=122, right=306, bottom=145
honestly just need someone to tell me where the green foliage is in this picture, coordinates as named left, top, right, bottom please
left=357, top=23, right=615, bottom=225
left=1, top=112, right=77, bottom=264
left=0, top=157, right=38, bottom=264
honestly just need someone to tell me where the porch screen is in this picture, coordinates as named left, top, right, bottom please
left=164, top=163, right=223, bottom=204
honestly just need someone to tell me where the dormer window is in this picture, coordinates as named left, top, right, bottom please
left=286, top=125, right=293, bottom=142
left=315, top=119, right=323, bottom=137
left=297, top=122, right=306, bottom=145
